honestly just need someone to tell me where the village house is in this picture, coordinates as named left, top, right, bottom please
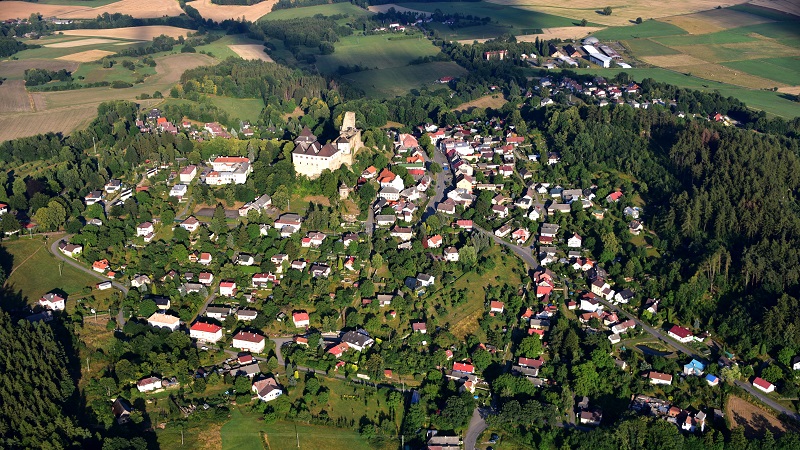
left=38, top=293, right=65, bottom=311
left=309, top=263, right=331, bottom=278
left=275, top=214, right=303, bottom=237
left=567, top=233, right=582, bottom=248
left=412, top=321, right=428, bottom=334
left=137, top=376, right=162, bottom=393
left=341, top=330, right=374, bottom=352
left=180, top=216, right=201, bottom=232
left=206, top=306, right=231, bottom=320
left=683, top=359, right=706, bottom=376
left=444, top=247, right=459, bottom=262
left=205, top=157, right=252, bottom=185
left=147, top=313, right=180, bottom=331
left=611, top=319, right=636, bottom=335
left=198, top=272, right=214, bottom=285
left=93, top=259, right=110, bottom=273
left=199, top=252, right=213, bottom=265
left=219, top=281, right=237, bottom=297
left=490, top=301, right=505, bottom=314
left=179, top=165, right=197, bottom=183
left=668, top=325, right=694, bottom=343
left=293, top=311, right=310, bottom=328
left=233, top=331, right=266, bottom=353
left=252, top=377, right=283, bottom=402
left=189, top=322, right=223, bottom=343
left=648, top=371, right=673, bottom=385
left=753, top=377, right=775, bottom=393
left=237, top=309, right=258, bottom=322
left=58, top=241, right=83, bottom=258
left=426, top=234, right=443, bottom=248
left=512, top=228, right=531, bottom=244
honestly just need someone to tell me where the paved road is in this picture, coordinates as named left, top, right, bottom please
left=421, top=147, right=451, bottom=222
left=464, top=407, right=489, bottom=450
left=474, top=225, right=539, bottom=269
left=49, top=236, right=129, bottom=326
left=365, top=203, right=375, bottom=236
left=735, top=380, right=800, bottom=421
left=192, top=292, right=217, bottom=323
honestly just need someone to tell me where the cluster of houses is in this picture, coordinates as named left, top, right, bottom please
left=535, top=37, right=632, bottom=70
left=135, top=109, right=258, bottom=140
left=630, top=395, right=707, bottom=432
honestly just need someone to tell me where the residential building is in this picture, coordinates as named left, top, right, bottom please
left=219, top=281, right=237, bottom=297
left=648, top=371, right=673, bottom=385
left=293, top=311, right=310, bottom=328
left=753, top=377, right=775, bottom=393
left=147, top=313, right=180, bottom=331
left=341, top=330, right=374, bottom=351
left=38, top=293, right=65, bottom=311
left=137, top=377, right=161, bottom=393
left=683, top=359, right=705, bottom=376
left=233, top=331, right=266, bottom=353
left=668, top=325, right=693, bottom=343
left=253, top=377, right=283, bottom=402
left=189, top=322, right=223, bottom=343
left=179, top=165, right=197, bottom=183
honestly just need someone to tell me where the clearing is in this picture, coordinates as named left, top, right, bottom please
left=56, top=49, right=115, bottom=62
left=61, top=26, right=194, bottom=40
left=315, top=34, right=440, bottom=74
left=726, top=396, right=788, bottom=437
left=228, top=44, right=274, bottom=62
left=343, top=61, right=467, bottom=98
left=0, top=80, right=33, bottom=113
left=454, top=94, right=508, bottom=112
left=189, top=0, right=279, bottom=23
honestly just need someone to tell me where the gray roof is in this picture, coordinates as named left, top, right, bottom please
left=341, top=330, right=374, bottom=349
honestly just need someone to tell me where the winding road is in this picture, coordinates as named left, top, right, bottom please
left=49, top=235, right=129, bottom=326
left=464, top=408, right=489, bottom=450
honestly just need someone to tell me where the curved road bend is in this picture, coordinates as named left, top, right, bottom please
left=464, top=407, right=488, bottom=450
left=49, top=235, right=129, bottom=326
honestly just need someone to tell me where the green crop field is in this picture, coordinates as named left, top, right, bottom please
left=261, top=3, right=373, bottom=21
left=590, top=20, right=687, bottom=40
left=654, top=29, right=758, bottom=47
left=622, top=38, right=680, bottom=57
left=208, top=96, right=265, bottom=122
left=541, top=67, right=800, bottom=118
left=1, top=236, right=111, bottom=309
left=722, top=57, right=800, bottom=86
left=398, top=1, right=581, bottom=31
left=728, top=3, right=800, bottom=21
left=344, top=61, right=466, bottom=98
left=194, top=34, right=262, bottom=61
left=71, top=58, right=157, bottom=85
left=315, top=34, right=440, bottom=74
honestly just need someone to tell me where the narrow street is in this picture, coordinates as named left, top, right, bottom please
left=421, top=146, right=451, bottom=222
left=463, top=407, right=489, bottom=450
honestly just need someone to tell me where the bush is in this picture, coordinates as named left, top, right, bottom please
left=111, top=80, right=133, bottom=89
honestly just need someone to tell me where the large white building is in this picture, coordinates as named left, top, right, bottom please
left=205, top=157, right=252, bottom=185
left=147, top=313, right=180, bottom=331
left=189, top=322, right=223, bottom=343
left=292, top=112, right=362, bottom=179
left=232, top=331, right=266, bottom=353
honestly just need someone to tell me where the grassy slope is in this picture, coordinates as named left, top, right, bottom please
left=721, top=57, right=800, bottom=86
left=315, top=34, right=440, bottom=74
left=344, top=61, right=466, bottom=98
left=1, top=235, right=111, bottom=308
left=398, top=1, right=582, bottom=29
left=207, top=95, right=265, bottom=121
left=260, top=3, right=372, bottom=21
left=195, top=34, right=264, bottom=61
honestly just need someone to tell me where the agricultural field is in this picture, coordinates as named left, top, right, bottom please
left=315, top=34, right=441, bottom=75
left=228, top=44, right=274, bottom=62
left=482, top=0, right=737, bottom=26
left=1, top=236, right=112, bottom=310
left=0, top=0, right=183, bottom=20
left=207, top=96, right=265, bottom=121
left=195, top=34, right=264, bottom=60
left=722, top=57, right=800, bottom=86
left=60, top=26, right=194, bottom=40
left=344, top=61, right=466, bottom=98
left=0, top=80, right=33, bottom=113
left=454, top=93, right=508, bottom=112
left=261, top=3, right=373, bottom=21
left=188, top=0, right=279, bottom=23
left=726, top=396, right=788, bottom=438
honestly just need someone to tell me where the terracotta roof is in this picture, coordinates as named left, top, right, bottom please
left=234, top=331, right=265, bottom=343
left=191, top=322, right=221, bottom=333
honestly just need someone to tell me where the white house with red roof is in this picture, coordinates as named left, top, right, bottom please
left=199, top=272, right=214, bottom=285
left=252, top=272, right=279, bottom=287
left=199, top=252, right=212, bottom=265
left=568, top=233, right=582, bottom=248
left=233, top=331, right=266, bottom=353
left=219, top=281, right=237, bottom=297
left=293, top=311, right=310, bottom=328
left=753, top=377, right=775, bottom=393
left=648, top=371, right=673, bottom=385
left=39, top=293, right=65, bottom=311
left=668, top=325, right=693, bottom=343
left=179, top=165, right=197, bottom=183
left=490, top=301, right=505, bottom=314
left=606, top=191, right=623, bottom=203
left=453, top=362, right=475, bottom=374
left=444, top=247, right=459, bottom=262
left=426, top=234, right=443, bottom=248
left=190, top=322, right=223, bottom=343
left=93, top=259, right=109, bottom=273
left=511, top=228, right=530, bottom=244
left=137, top=376, right=162, bottom=393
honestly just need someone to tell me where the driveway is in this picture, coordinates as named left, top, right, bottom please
left=464, top=407, right=489, bottom=450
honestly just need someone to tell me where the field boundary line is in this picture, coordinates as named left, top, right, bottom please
left=4, top=241, right=44, bottom=284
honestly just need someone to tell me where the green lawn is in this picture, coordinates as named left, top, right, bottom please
left=208, top=96, right=265, bottom=122
left=544, top=67, right=800, bottom=118
left=343, top=61, right=467, bottom=98
left=722, top=57, right=800, bottom=86
left=315, top=34, right=440, bottom=74
left=71, top=58, right=157, bottom=85
left=590, top=20, right=687, bottom=40
left=654, top=29, right=758, bottom=47
left=260, top=3, right=373, bottom=21
left=728, top=3, right=800, bottom=21
left=221, top=407, right=379, bottom=450
left=621, top=38, right=680, bottom=57
left=1, top=235, right=110, bottom=308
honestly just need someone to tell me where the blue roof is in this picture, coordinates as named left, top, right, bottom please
left=706, top=374, right=718, bottom=381
left=685, top=359, right=705, bottom=370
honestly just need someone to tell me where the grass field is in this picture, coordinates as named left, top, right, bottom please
left=621, top=38, right=680, bottom=57
left=221, top=408, right=379, bottom=450
left=1, top=236, right=110, bottom=308
left=591, top=20, right=687, bottom=40
left=208, top=96, right=265, bottom=121
left=344, top=61, right=466, bottom=98
left=195, top=34, right=263, bottom=60
left=722, top=57, right=800, bottom=86
left=315, top=34, right=440, bottom=74
left=261, top=3, right=372, bottom=21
